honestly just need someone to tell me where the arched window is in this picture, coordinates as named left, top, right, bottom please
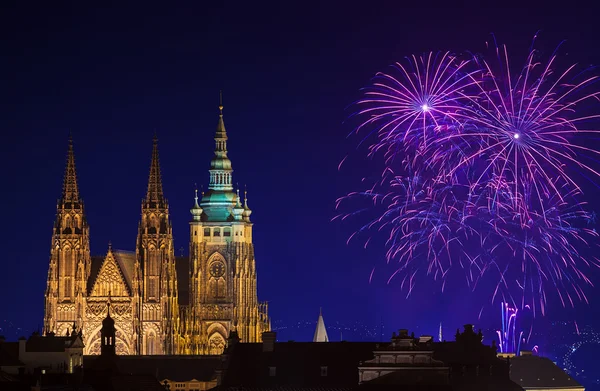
left=63, top=278, right=72, bottom=299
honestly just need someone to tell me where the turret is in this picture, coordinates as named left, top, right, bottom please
left=101, top=301, right=116, bottom=356
left=232, top=189, right=244, bottom=221
left=242, top=189, right=252, bottom=223
left=190, top=188, right=203, bottom=221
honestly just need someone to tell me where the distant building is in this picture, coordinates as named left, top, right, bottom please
left=314, top=309, right=329, bottom=342
left=43, top=103, right=270, bottom=355
left=433, top=324, right=524, bottom=391
left=510, top=352, right=585, bottom=391
left=216, top=330, right=379, bottom=390
left=0, top=330, right=83, bottom=375
left=357, top=329, right=449, bottom=386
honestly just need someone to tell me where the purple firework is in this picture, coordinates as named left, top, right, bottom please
left=340, top=38, right=600, bottom=313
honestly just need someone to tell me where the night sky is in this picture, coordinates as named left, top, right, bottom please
left=2, top=1, right=600, bottom=345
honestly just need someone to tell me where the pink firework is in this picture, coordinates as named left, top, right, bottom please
left=352, top=51, right=481, bottom=168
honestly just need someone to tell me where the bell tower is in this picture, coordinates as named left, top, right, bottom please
left=186, top=99, right=269, bottom=354
left=44, top=136, right=91, bottom=335
left=134, top=135, right=179, bottom=354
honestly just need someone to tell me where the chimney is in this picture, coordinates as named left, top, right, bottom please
left=262, top=331, right=276, bottom=352
left=18, top=336, right=27, bottom=358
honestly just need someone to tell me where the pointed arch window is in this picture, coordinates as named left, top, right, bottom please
left=208, top=333, right=225, bottom=355
left=63, top=278, right=72, bottom=299
left=148, top=248, right=160, bottom=275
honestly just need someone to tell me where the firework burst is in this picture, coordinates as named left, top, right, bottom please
left=340, top=37, right=600, bottom=312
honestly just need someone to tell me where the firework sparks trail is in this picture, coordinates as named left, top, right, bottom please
left=496, top=302, right=534, bottom=355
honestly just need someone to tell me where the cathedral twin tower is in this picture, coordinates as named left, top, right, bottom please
left=43, top=105, right=270, bottom=355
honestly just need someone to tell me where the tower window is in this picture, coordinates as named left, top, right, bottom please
left=204, top=228, right=210, bottom=236
left=214, top=228, right=221, bottom=237
left=224, top=228, right=231, bottom=237
left=321, top=366, right=328, bottom=376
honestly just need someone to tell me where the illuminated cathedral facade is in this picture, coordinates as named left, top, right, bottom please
left=43, top=104, right=270, bottom=355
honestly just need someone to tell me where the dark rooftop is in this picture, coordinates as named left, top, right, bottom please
left=510, top=355, right=583, bottom=390
left=84, top=354, right=221, bottom=382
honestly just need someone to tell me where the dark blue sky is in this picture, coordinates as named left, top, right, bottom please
left=2, top=1, right=600, bottom=343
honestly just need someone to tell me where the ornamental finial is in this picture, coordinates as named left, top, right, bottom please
left=219, top=90, right=223, bottom=115
left=194, top=184, right=200, bottom=208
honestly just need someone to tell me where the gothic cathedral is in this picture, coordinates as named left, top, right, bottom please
left=43, top=104, right=270, bottom=355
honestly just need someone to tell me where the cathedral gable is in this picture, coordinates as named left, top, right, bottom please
left=89, top=251, right=131, bottom=297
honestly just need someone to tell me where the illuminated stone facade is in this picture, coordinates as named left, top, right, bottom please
left=43, top=106, right=270, bottom=355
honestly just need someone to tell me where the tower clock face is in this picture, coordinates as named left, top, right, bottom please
left=210, top=262, right=225, bottom=277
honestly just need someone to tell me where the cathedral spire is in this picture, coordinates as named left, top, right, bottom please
left=208, top=93, right=233, bottom=192
left=145, top=134, right=165, bottom=206
left=313, top=308, right=329, bottom=342
left=61, top=134, right=80, bottom=203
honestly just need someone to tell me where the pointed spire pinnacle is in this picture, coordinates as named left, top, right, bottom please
left=313, top=308, right=329, bottom=342
left=244, top=186, right=249, bottom=209
left=108, top=241, right=112, bottom=253
left=61, top=135, right=81, bottom=203
left=145, top=134, right=165, bottom=205
left=215, top=92, right=227, bottom=140
left=208, top=92, right=233, bottom=192
left=219, top=90, right=223, bottom=115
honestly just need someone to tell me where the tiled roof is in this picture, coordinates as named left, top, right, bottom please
left=0, top=343, right=23, bottom=366
left=26, top=335, right=80, bottom=352
left=112, top=251, right=136, bottom=292
left=222, top=342, right=379, bottom=388
left=109, top=374, right=166, bottom=391
left=510, top=355, right=583, bottom=389
left=84, top=354, right=221, bottom=382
